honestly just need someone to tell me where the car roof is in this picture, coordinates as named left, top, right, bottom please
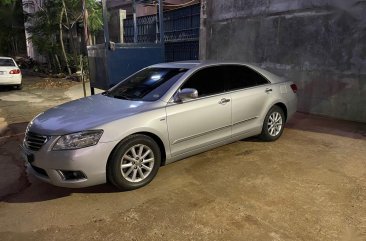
left=0, top=57, right=14, bottom=60
left=150, top=60, right=201, bottom=69
left=150, top=60, right=285, bottom=83
left=151, top=60, right=264, bottom=69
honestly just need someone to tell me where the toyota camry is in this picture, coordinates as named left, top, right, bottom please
left=22, top=61, right=297, bottom=190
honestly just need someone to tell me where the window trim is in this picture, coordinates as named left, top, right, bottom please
left=169, top=90, right=231, bottom=105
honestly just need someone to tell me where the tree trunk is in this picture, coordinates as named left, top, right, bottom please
left=59, top=6, right=72, bottom=75
left=71, top=26, right=79, bottom=70
left=82, top=1, right=91, bottom=47
left=62, top=0, right=78, bottom=71
left=88, top=32, right=93, bottom=46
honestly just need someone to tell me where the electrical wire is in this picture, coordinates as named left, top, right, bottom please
left=142, top=0, right=198, bottom=7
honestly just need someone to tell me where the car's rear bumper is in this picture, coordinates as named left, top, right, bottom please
left=0, top=75, right=22, bottom=85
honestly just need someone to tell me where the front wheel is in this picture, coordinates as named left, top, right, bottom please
left=107, top=134, right=161, bottom=190
left=260, top=106, right=285, bottom=141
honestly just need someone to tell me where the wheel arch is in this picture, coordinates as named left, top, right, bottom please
left=273, top=102, right=288, bottom=122
left=106, top=131, right=167, bottom=173
left=134, top=131, right=167, bottom=166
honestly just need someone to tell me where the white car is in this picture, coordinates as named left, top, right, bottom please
left=0, top=57, right=22, bottom=89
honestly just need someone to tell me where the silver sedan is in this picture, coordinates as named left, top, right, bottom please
left=22, top=61, right=298, bottom=190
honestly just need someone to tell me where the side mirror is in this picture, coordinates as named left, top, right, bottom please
left=176, top=88, right=198, bottom=102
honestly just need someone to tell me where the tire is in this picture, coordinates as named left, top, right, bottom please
left=259, top=105, right=285, bottom=141
left=107, top=134, right=161, bottom=190
left=16, top=84, right=22, bottom=90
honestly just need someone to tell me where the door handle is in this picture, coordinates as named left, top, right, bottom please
left=219, top=98, right=231, bottom=104
left=265, top=88, right=273, bottom=93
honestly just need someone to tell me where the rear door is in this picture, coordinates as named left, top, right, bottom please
left=227, top=65, right=272, bottom=138
left=166, top=66, right=232, bottom=157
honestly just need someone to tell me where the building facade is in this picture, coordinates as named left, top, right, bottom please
left=200, top=0, right=366, bottom=122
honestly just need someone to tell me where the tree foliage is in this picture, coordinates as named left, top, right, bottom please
left=26, top=0, right=103, bottom=74
left=0, top=0, right=15, bottom=5
left=0, top=0, right=26, bottom=56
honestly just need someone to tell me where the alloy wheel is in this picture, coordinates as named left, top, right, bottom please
left=267, top=112, right=283, bottom=137
left=120, top=144, right=155, bottom=182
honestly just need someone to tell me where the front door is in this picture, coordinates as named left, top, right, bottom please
left=166, top=66, right=232, bottom=157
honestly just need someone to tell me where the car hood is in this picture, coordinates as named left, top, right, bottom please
left=28, top=94, right=163, bottom=135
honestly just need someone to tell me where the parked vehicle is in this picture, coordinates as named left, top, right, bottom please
left=22, top=61, right=298, bottom=190
left=0, top=57, right=22, bottom=89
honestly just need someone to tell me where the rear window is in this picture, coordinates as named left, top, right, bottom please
left=0, top=59, right=15, bottom=67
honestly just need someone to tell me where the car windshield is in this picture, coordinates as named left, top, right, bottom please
left=0, top=59, right=15, bottom=66
left=105, top=67, right=188, bottom=101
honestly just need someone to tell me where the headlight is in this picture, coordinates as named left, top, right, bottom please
left=53, top=130, right=103, bottom=151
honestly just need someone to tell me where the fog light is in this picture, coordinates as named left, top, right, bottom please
left=58, top=170, right=87, bottom=181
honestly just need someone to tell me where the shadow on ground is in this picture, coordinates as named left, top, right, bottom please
left=3, top=181, right=121, bottom=203
left=0, top=86, right=21, bottom=93
left=286, top=112, right=366, bottom=140
left=245, top=112, right=366, bottom=142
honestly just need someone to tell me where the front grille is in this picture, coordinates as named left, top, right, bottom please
left=30, top=164, right=48, bottom=177
left=24, top=132, right=48, bottom=151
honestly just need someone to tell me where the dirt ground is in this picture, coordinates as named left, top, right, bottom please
left=0, top=76, right=365, bottom=241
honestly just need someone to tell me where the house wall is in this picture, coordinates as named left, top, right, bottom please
left=200, top=0, right=366, bottom=122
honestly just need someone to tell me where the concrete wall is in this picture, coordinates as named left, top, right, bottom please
left=200, top=0, right=366, bottom=122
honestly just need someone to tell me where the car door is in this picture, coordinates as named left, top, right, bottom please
left=227, top=65, right=272, bottom=138
left=166, top=66, right=232, bottom=157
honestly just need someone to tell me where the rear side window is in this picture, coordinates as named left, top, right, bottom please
left=0, top=59, right=15, bottom=67
left=181, top=66, right=226, bottom=97
left=227, top=65, right=269, bottom=91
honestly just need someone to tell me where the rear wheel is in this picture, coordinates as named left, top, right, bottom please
left=15, top=84, right=22, bottom=90
left=107, top=134, right=161, bottom=190
left=260, top=106, right=285, bottom=141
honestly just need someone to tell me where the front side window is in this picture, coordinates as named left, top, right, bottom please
left=181, top=66, right=226, bottom=97
left=227, top=65, right=269, bottom=91
left=106, top=67, right=187, bottom=101
left=0, top=59, right=16, bottom=67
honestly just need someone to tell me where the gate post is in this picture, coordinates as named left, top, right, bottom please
left=158, top=0, right=165, bottom=46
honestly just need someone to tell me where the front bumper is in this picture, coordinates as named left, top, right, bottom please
left=24, top=136, right=118, bottom=188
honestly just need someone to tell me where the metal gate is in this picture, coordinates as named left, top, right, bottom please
left=88, top=2, right=200, bottom=91
left=123, top=4, right=200, bottom=61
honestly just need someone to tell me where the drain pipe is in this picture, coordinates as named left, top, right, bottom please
left=133, top=0, right=138, bottom=43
